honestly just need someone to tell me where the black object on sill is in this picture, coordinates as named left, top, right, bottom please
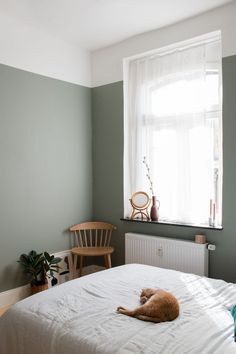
left=120, top=217, right=223, bottom=230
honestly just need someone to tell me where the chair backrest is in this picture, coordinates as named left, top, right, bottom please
left=69, top=221, right=116, bottom=248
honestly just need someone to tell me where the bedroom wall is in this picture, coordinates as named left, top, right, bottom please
left=1, top=2, right=236, bottom=293
left=0, top=11, right=93, bottom=292
left=92, top=1, right=236, bottom=87
left=92, top=2, right=236, bottom=283
left=0, top=11, right=91, bottom=87
left=0, top=71, right=92, bottom=291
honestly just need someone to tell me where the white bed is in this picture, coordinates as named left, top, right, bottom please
left=1, top=264, right=236, bottom=354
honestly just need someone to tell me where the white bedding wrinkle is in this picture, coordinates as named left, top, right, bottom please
left=1, top=264, right=236, bottom=354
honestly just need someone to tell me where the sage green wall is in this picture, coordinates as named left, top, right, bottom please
left=92, top=55, right=236, bottom=283
left=1, top=55, right=235, bottom=292
left=0, top=64, right=92, bottom=292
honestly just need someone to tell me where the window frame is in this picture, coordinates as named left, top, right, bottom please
left=123, top=31, right=223, bottom=228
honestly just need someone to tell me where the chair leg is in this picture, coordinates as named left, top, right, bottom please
left=73, top=254, right=78, bottom=279
left=107, top=254, right=112, bottom=268
left=79, top=256, right=83, bottom=277
left=104, top=255, right=108, bottom=269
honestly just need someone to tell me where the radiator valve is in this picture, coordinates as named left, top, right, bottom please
left=207, top=244, right=216, bottom=251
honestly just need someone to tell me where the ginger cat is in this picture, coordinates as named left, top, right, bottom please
left=117, top=288, right=179, bottom=323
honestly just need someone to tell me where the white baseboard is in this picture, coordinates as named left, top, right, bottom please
left=0, top=265, right=106, bottom=308
left=0, top=284, right=30, bottom=307
left=0, top=249, right=71, bottom=307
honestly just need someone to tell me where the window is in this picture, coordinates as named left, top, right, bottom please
left=124, top=32, right=222, bottom=227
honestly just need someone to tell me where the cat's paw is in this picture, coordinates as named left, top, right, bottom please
left=117, top=306, right=125, bottom=312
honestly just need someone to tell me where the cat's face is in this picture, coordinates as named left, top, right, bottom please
left=140, top=289, right=148, bottom=297
left=140, top=288, right=156, bottom=298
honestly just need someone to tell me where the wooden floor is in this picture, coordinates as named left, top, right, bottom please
left=0, top=305, right=11, bottom=316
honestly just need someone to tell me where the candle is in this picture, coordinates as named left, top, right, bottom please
left=210, top=199, right=212, bottom=218
left=213, top=203, right=216, bottom=222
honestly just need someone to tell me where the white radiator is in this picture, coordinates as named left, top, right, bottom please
left=125, top=233, right=209, bottom=276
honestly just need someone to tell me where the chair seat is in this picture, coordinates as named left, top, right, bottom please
left=71, top=246, right=114, bottom=257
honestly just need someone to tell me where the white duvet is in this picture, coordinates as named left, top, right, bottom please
left=1, top=264, right=236, bottom=354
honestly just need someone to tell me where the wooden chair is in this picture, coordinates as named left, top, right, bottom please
left=69, top=221, right=116, bottom=278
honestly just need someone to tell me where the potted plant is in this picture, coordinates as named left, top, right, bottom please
left=18, top=250, right=62, bottom=294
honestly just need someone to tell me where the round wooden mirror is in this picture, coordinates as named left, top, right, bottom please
left=131, top=192, right=150, bottom=209
left=129, top=191, right=151, bottom=220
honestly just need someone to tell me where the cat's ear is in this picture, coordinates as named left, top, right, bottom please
left=140, top=289, right=146, bottom=296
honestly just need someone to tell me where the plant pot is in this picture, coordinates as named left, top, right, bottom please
left=30, top=282, right=48, bottom=295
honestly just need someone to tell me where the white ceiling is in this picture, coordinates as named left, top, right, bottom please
left=0, top=0, right=234, bottom=51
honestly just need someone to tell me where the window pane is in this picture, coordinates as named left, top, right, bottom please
left=151, top=73, right=220, bottom=117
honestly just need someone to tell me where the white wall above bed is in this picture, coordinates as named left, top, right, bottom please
left=0, top=12, right=91, bottom=87
left=92, top=1, right=236, bottom=87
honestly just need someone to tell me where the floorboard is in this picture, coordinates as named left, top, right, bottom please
left=0, top=305, right=11, bottom=316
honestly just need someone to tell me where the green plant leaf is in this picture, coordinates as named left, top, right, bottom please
left=51, top=257, right=62, bottom=264
left=18, top=250, right=64, bottom=282
left=44, top=252, right=51, bottom=262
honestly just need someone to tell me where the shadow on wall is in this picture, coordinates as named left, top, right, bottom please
left=0, top=263, right=28, bottom=292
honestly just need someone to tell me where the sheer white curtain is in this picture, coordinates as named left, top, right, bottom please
left=124, top=33, right=222, bottom=226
